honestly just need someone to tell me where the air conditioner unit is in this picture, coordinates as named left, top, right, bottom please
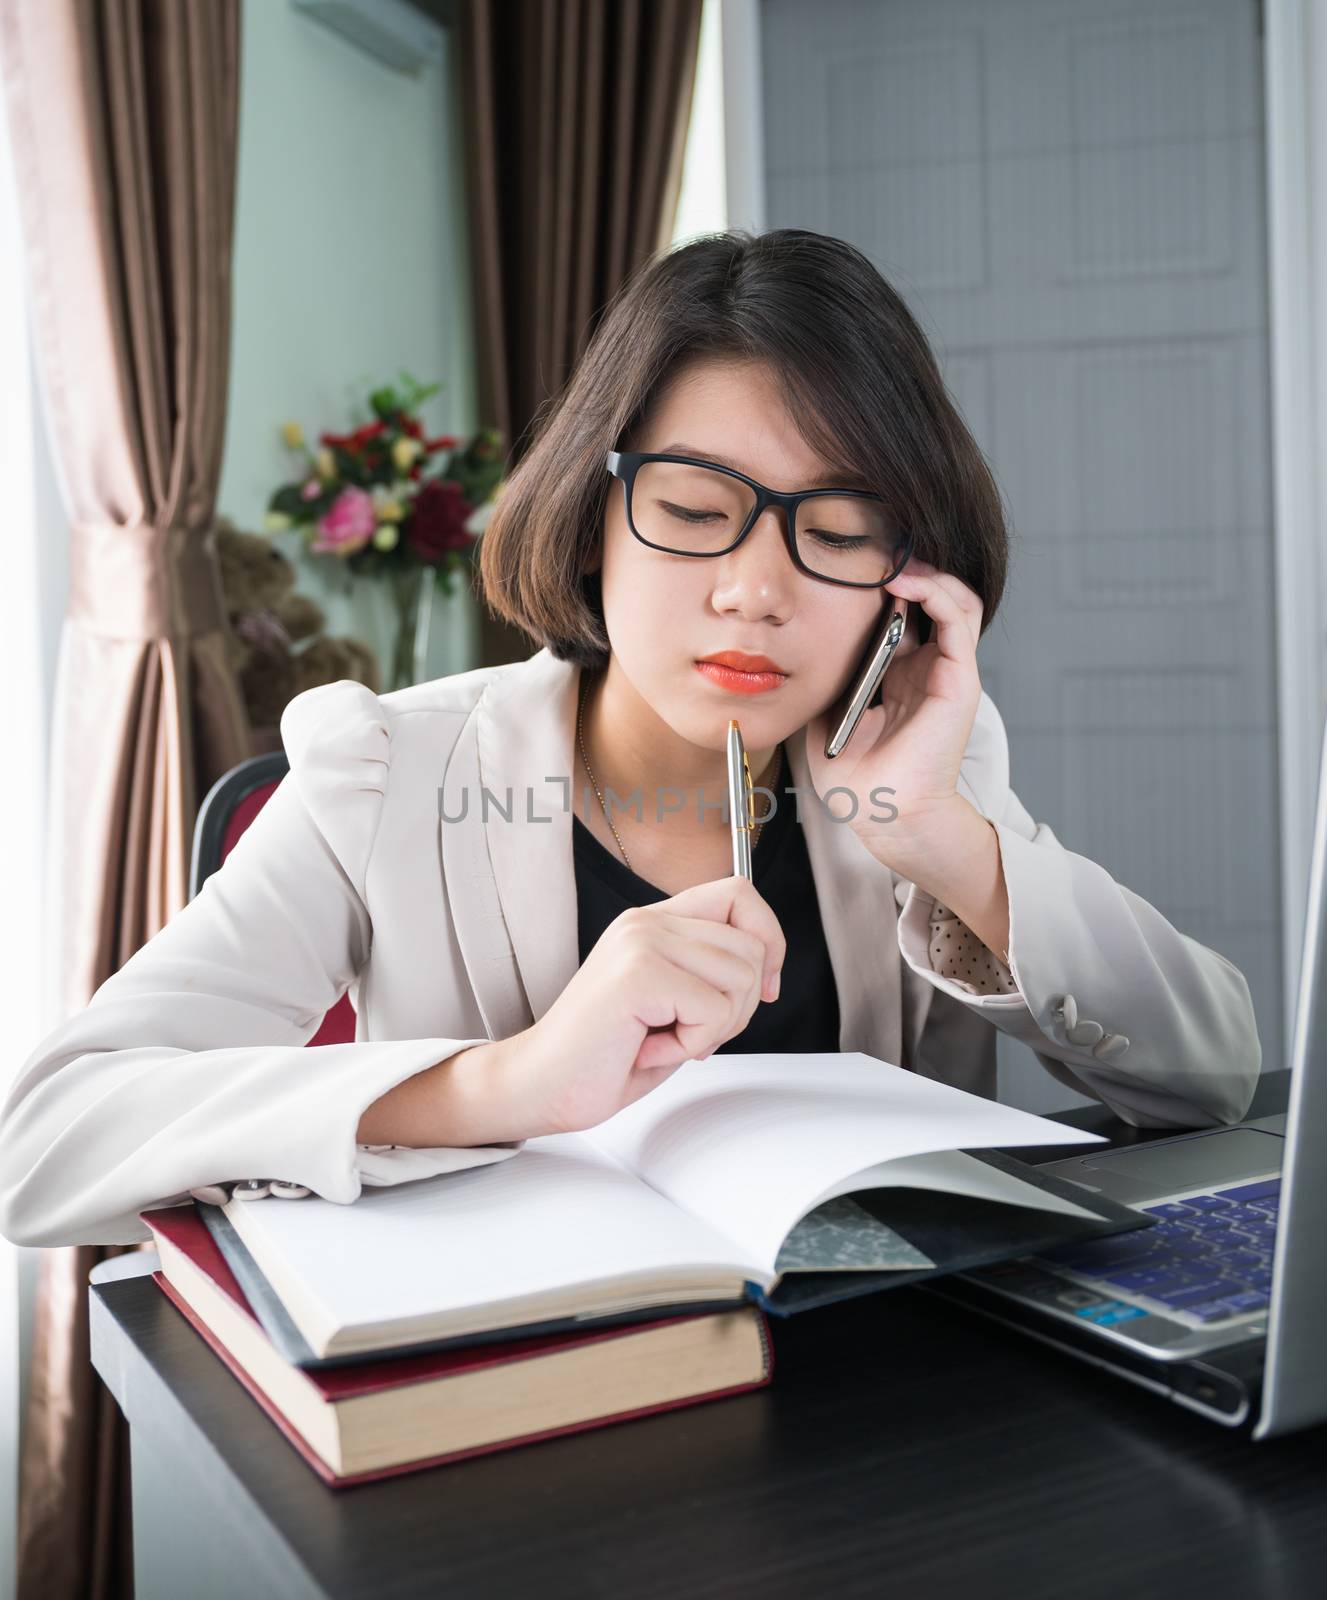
left=290, top=0, right=444, bottom=76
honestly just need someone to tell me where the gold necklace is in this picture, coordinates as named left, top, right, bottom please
left=576, top=676, right=783, bottom=874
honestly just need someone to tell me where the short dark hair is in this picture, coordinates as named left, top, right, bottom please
left=477, top=228, right=1010, bottom=672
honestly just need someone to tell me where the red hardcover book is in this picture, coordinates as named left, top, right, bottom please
left=141, top=1205, right=773, bottom=1487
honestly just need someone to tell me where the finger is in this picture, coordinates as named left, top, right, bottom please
left=883, top=567, right=979, bottom=663
left=892, top=564, right=982, bottom=639
left=664, top=876, right=786, bottom=996
left=621, top=1052, right=690, bottom=1099
left=655, top=913, right=771, bottom=1005
left=903, top=555, right=984, bottom=614
left=629, top=956, right=738, bottom=1066
left=727, top=876, right=788, bottom=997
left=895, top=557, right=983, bottom=643
left=657, top=925, right=762, bottom=1035
left=629, top=927, right=757, bottom=1046
left=620, top=899, right=775, bottom=1004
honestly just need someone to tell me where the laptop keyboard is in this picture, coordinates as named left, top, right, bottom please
left=1024, top=1176, right=1280, bottom=1330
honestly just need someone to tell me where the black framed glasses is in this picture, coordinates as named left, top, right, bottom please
left=605, top=449, right=913, bottom=588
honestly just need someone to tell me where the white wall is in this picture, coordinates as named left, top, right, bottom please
left=217, top=0, right=481, bottom=682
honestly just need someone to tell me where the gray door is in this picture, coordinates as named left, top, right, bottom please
left=761, top=0, right=1279, bottom=1110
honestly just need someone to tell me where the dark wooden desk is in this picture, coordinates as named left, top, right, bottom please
left=91, top=1069, right=1327, bottom=1599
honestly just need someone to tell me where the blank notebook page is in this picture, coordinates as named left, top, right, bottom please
left=224, top=1133, right=749, bottom=1344
left=582, top=1052, right=1108, bottom=1274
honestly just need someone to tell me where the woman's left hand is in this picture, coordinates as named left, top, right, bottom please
left=803, top=555, right=985, bottom=868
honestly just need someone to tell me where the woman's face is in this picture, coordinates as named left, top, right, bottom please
left=592, top=357, right=895, bottom=755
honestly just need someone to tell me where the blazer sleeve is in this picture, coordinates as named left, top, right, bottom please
left=0, top=679, right=517, bottom=1250
left=894, top=690, right=1263, bottom=1130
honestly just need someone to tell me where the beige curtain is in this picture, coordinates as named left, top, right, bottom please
left=454, top=0, right=704, bottom=667
left=0, top=1, right=250, bottom=1594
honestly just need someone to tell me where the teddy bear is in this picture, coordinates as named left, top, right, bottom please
left=214, top=517, right=380, bottom=737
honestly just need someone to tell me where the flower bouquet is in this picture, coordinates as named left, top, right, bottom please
left=265, top=373, right=505, bottom=689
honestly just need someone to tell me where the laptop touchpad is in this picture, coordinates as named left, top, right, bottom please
left=1078, top=1127, right=1283, bottom=1198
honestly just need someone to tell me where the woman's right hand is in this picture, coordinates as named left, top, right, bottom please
left=497, top=875, right=786, bottom=1138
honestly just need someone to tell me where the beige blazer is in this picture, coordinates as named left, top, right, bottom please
left=0, top=647, right=1262, bottom=1248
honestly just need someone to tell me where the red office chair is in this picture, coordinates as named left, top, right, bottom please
left=190, top=751, right=357, bottom=1045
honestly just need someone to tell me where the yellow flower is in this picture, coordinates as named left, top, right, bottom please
left=280, top=421, right=305, bottom=450
left=315, top=447, right=337, bottom=481
left=373, top=523, right=399, bottom=551
left=371, top=485, right=405, bottom=521
left=392, top=436, right=422, bottom=471
left=263, top=511, right=292, bottom=532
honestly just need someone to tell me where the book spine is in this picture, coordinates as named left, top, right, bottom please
left=752, top=1308, right=775, bottom=1382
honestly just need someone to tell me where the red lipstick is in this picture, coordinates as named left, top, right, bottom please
left=695, top=650, right=788, bottom=695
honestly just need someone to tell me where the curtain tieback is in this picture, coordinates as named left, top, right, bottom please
left=67, top=520, right=231, bottom=640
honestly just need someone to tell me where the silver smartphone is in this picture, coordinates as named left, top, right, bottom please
left=824, top=598, right=911, bottom=759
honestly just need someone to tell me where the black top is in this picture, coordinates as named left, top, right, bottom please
left=572, top=749, right=841, bottom=1053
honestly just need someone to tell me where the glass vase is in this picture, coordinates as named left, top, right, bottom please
left=388, top=564, right=435, bottom=692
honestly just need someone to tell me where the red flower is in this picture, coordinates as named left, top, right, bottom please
left=424, top=434, right=457, bottom=453
left=406, top=479, right=475, bottom=562
left=319, top=422, right=387, bottom=451
left=400, top=416, right=424, bottom=439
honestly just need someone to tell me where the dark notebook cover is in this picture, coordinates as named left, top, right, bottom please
left=194, top=1148, right=1151, bottom=1366
left=746, top=1149, right=1155, bottom=1316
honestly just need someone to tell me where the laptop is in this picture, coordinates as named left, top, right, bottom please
left=919, top=715, right=1327, bottom=1439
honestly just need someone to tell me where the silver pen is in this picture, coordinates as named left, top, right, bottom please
left=727, top=719, right=756, bottom=880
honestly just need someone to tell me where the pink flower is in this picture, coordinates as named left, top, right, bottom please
left=300, top=477, right=323, bottom=501
left=311, top=486, right=375, bottom=556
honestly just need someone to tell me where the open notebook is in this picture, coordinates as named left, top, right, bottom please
left=204, top=1052, right=1150, bottom=1364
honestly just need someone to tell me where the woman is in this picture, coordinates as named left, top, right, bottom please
left=0, top=230, right=1261, bottom=1249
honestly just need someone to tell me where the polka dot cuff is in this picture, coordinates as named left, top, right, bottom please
left=928, top=901, right=1019, bottom=996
